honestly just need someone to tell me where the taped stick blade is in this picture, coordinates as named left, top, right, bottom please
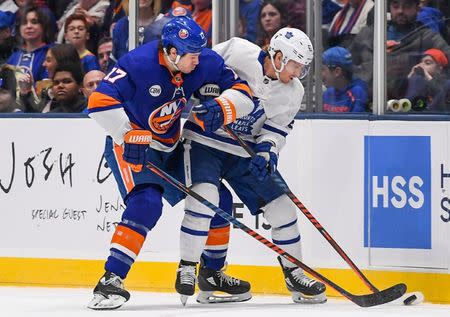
left=352, top=283, right=407, bottom=307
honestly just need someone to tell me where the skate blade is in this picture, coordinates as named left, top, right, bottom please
left=87, top=293, right=127, bottom=310
left=180, top=294, right=190, bottom=306
left=292, top=292, right=327, bottom=304
left=197, top=291, right=252, bottom=304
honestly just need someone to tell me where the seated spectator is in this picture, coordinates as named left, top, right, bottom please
left=15, top=43, right=83, bottom=112
left=328, top=0, right=374, bottom=48
left=405, top=48, right=448, bottom=110
left=322, top=46, right=368, bottom=112
left=43, top=63, right=86, bottom=113
left=239, top=0, right=261, bottom=43
left=14, top=0, right=58, bottom=35
left=7, top=5, right=54, bottom=82
left=257, top=0, right=289, bottom=48
left=97, top=36, right=114, bottom=72
left=351, top=0, right=450, bottom=100
left=81, top=69, right=104, bottom=98
left=43, top=43, right=82, bottom=79
left=56, top=0, right=110, bottom=44
left=64, top=13, right=100, bottom=72
left=0, top=10, right=16, bottom=65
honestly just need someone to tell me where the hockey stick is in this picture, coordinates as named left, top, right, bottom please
left=223, top=125, right=381, bottom=293
left=146, top=161, right=406, bottom=307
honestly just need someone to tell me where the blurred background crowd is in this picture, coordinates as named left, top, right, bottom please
left=0, top=0, right=449, bottom=114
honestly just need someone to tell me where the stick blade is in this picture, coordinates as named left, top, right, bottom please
left=352, top=283, right=407, bottom=307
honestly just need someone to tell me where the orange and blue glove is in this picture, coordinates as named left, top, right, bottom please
left=122, top=129, right=152, bottom=172
left=192, top=96, right=236, bottom=133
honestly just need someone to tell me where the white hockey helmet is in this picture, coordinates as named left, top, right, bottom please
left=268, top=27, right=314, bottom=79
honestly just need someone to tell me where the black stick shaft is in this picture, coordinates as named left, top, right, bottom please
left=223, top=125, right=379, bottom=293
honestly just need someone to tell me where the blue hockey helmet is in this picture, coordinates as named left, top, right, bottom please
left=161, top=16, right=207, bottom=56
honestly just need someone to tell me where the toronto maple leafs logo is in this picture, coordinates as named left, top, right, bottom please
left=285, top=31, right=293, bottom=39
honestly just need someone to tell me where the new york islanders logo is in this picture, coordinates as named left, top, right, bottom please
left=149, top=98, right=186, bottom=134
left=179, top=29, right=189, bottom=39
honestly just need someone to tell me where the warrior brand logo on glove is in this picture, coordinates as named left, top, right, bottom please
left=198, top=84, right=220, bottom=97
left=126, top=134, right=152, bottom=144
left=217, top=97, right=235, bottom=125
left=149, top=97, right=186, bottom=134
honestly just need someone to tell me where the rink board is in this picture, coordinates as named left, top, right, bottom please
left=0, top=117, right=449, bottom=303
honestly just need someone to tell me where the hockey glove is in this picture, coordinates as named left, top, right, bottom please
left=249, top=142, right=278, bottom=181
left=192, top=96, right=236, bottom=133
left=123, top=129, right=152, bottom=172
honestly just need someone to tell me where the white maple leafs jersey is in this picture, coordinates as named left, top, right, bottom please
left=183, top=37, right=305, bottom=157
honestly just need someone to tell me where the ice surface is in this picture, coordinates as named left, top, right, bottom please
left=0, top=286, right=448, bottom=317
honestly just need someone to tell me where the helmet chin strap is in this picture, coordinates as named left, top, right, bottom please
left=163, top=47, right=181, bottom=72
left=269, top=54, right=286, bottom=80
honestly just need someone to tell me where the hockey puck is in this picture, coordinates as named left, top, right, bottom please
left=403, top=292, right=424, bottom=306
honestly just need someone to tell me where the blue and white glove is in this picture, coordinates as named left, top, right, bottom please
left=249, top=142, right=278, bottom=181
left=192, top=96, right=236, bottom=133
left=122, top=129, right=152, bottom=172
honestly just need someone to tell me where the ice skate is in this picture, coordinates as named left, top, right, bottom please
left=278, top=256, right=327, bottom=304
left=197, top=262, right=251, bottom=304
left=87, top=271, right=130, bottom=310
left=175, top=260, right=197, bottom=306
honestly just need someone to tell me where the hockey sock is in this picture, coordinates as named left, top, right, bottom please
left=180, top=211, right=213, bottom=262
left=181, top=183, right=219, bottom=263
left=272, top=220, right=302, bottom=269
left=105, top=185, right=163, bottom=278
left=201, top=183, right=232, bottom=270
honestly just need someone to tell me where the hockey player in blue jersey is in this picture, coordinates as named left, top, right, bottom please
left=86, top=16, right=253, bottom=310
left=175, top=28, right=327, bottom=305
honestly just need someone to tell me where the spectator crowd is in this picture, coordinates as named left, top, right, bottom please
left=0, top=0, right=449, bottom=113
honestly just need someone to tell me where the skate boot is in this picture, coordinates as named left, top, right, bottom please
left=278, top=256, right=327, bottom=304
left=87, top=271, right=130, bottom=310
left=175, top=260, right=197, bottom=306
left=197, top=261, right=251, bottom=304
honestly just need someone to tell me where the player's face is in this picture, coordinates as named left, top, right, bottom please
left=279, top=60, right=304, bottom=83
left=65, top=20, right=89, bottom=48
left=52, top=71, right=80, bottom=102
left=177, top=53, right=201, bottom=74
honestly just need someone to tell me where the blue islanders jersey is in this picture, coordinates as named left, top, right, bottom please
left=323, top=78, right=368, bottom=112
left=87, top=40, right=252, bottom=152
left=7, top=44, right=51, bottom=81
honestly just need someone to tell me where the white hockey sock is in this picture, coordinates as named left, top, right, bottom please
left=272, top=226, right=302, bottom=268
left=180, top=212, right=212, bottom=263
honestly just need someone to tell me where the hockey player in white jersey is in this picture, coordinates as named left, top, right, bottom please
left=176, top=28, right=327, bottom=305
